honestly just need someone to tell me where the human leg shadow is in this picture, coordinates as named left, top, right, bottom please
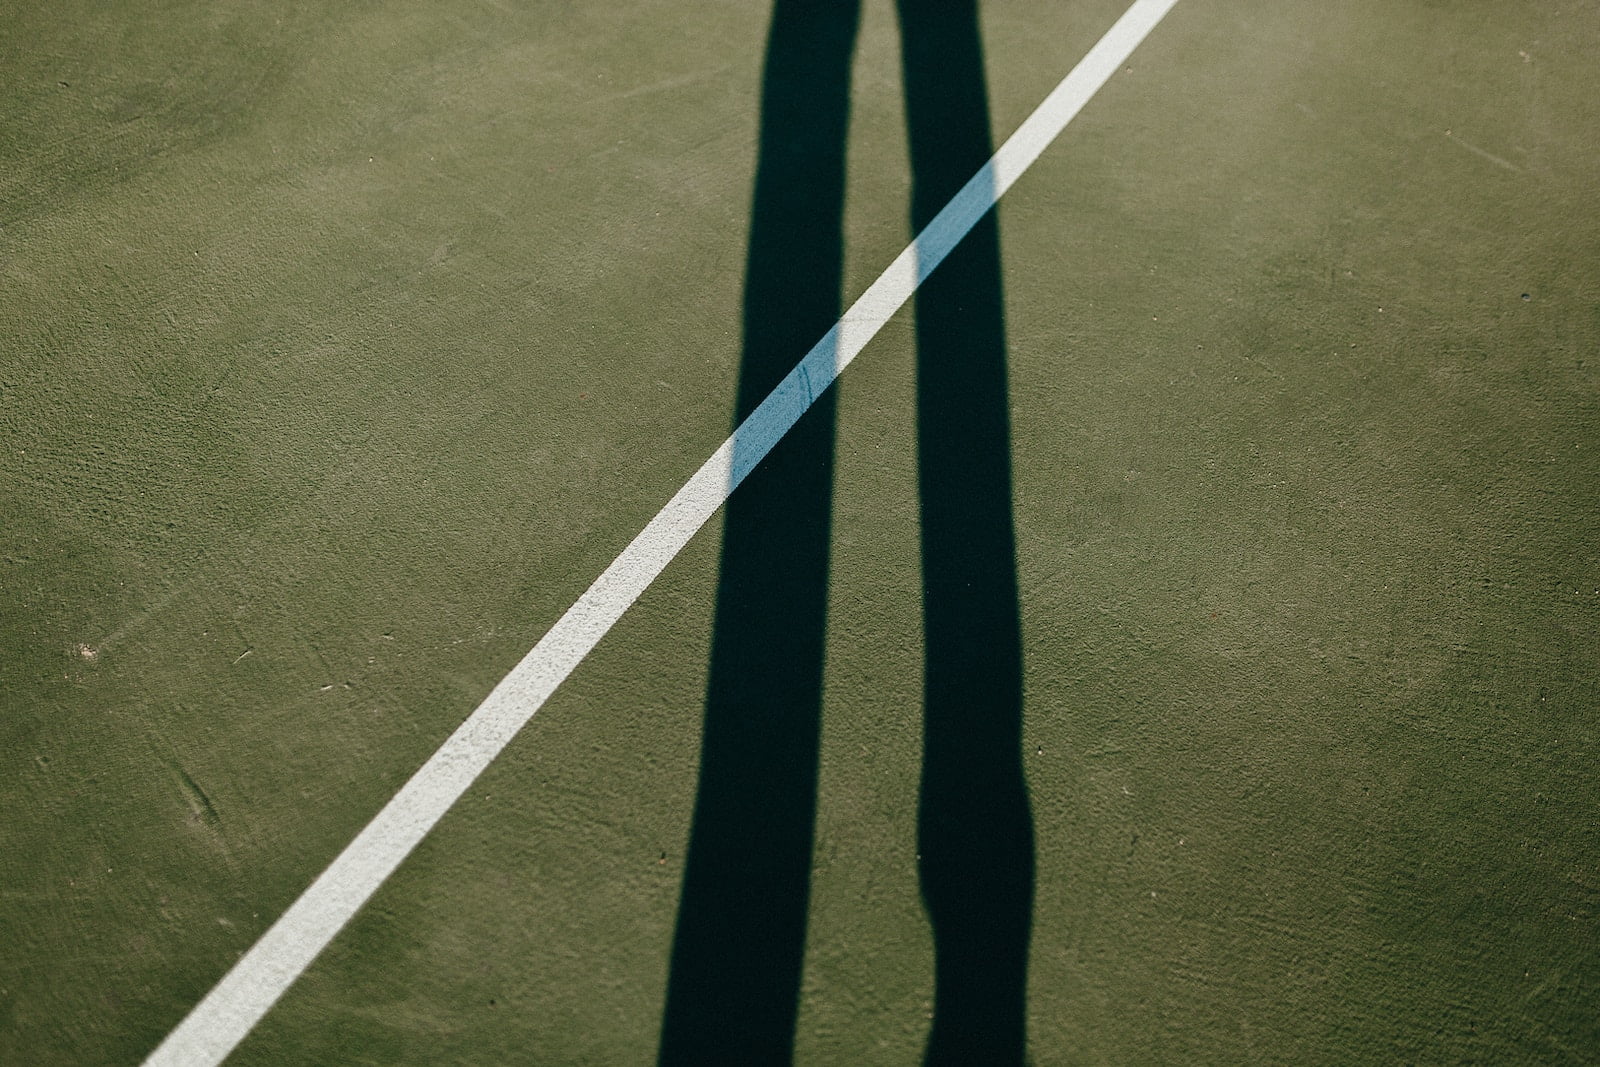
left=657, top=1, right=861, bottom=1062
left=660, top=0, right=1033, bottom=1060
left=899, top=1, right=1035, bottom=1062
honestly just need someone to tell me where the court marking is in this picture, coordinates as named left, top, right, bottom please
left=143, top=1, right=1181, bottom=1062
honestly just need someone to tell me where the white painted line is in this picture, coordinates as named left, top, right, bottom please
left=143, top=1, right=1180, bottom=1062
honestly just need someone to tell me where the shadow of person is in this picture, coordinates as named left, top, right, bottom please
left=898, top=1, right=1034, bottom=1060
left=658, top=1, right=1033, bottom=1062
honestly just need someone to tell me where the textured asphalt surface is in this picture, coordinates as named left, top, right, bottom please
left=3, top=0, right=1597, bottom=1062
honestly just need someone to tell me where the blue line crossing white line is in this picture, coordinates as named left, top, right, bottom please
left=143, top=1, right=1181, bottom=1061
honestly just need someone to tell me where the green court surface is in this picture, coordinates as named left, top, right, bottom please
left=3, top=0, right=1598, bottom=1063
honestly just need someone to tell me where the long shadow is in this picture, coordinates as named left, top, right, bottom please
left=660, top=1, right=1032, bottom=1062
left=900, top=2, right=1034, bottom=1062
left=657, top=2, right=859, bottom=1061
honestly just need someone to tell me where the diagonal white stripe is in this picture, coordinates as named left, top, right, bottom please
left=143, top=1, right=1180, bottom=1061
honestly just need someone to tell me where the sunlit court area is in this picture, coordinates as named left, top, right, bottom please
left=3, top=0, right=1598, bottom=1062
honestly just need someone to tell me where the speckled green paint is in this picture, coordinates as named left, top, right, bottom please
left=2, top=0, right=1596, bottom=1063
